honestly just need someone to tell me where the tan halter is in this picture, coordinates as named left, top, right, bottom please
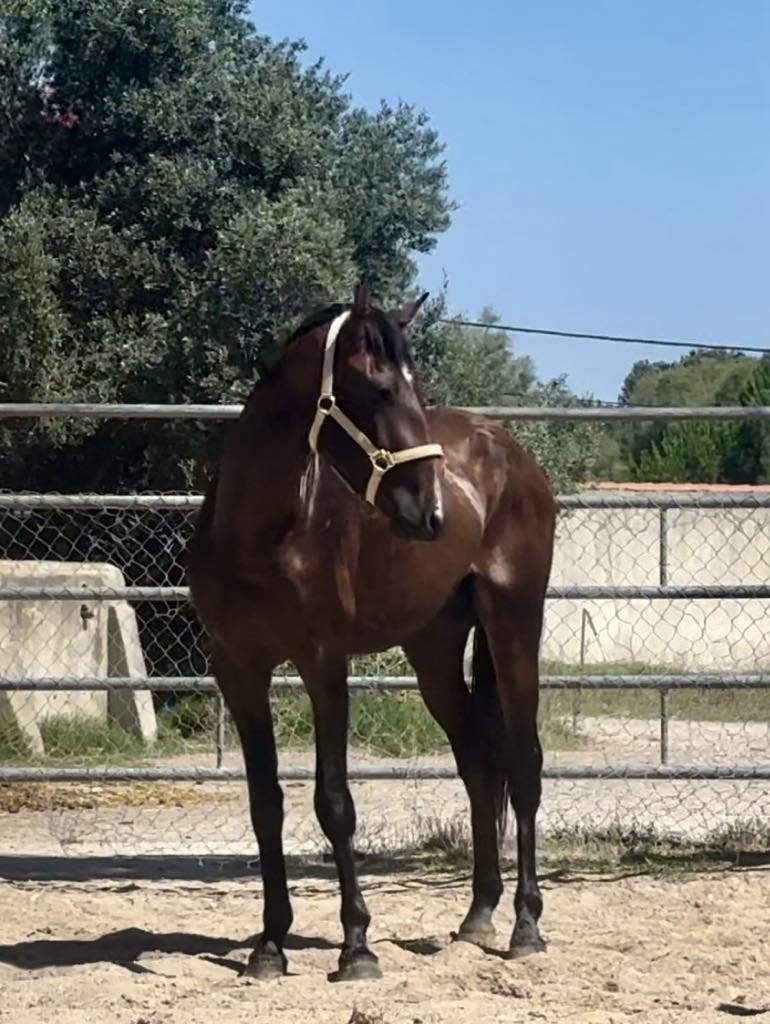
left=307, top=310, right=444, bottom=505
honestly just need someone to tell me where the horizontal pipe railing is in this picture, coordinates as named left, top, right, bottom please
left=1, top=674, right=769, bottom=692
left=2, top=402, right=770, bottom=422
left=0, top=765, right=767, bottom=782
left=3, top=584, right=770, bottom=601
left=3, top=492, right=770, bottom=510
left=0, top=493, right=205, bottom=509
left=0, top=586, right=188, bottom=601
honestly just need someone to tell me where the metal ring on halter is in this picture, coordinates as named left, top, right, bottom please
left=371, top=450, right=395, bottom=473
left=318, top=395, right=335, bottom=413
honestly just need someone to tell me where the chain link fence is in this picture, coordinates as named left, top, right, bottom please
left=0, top=406, right=769, bottom=859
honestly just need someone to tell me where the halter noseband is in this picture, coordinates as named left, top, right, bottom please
left=307, top=310, right=444, bottom=505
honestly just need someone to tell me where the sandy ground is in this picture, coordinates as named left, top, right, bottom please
left=0, top=858, right=767, bottom=1024
left=1, top=715, right=768, bottom=1022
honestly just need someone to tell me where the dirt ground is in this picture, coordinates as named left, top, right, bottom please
left=0, top=857, right=767, bottom=1024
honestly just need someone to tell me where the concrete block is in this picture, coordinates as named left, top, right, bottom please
left=0, top=560, right=157, bottom=752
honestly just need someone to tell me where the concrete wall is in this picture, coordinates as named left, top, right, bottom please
left=542, top=504, right=770, bottom=670
left=0, top=560, right=157, bottom=753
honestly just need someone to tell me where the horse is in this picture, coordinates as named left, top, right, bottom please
left=186, top=280, right=556, bottom=982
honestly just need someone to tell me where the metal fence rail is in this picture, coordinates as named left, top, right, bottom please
left=2, top=765, right=769, bottom=783
left=2, top=401, right=770, bottom=421
left=1, top=403, right=769, bottom=854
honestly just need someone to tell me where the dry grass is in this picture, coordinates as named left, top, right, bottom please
left=0, top=780, right=240, bottom=813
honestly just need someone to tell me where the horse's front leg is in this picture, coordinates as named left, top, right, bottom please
left=213, top=647, right=291, bottom=978
left=301, top=653, right=381, bottom=981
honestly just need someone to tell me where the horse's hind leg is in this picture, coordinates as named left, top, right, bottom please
left=299, top=652, right=380, bottom=982
left=404, top=599, right=504, bottom=946
left=212, top=646, right=292, bottom=978
left=473, top=578, right=547, bottom=957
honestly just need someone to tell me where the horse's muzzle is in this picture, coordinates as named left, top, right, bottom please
left=391, top=491, right=446, bottom=542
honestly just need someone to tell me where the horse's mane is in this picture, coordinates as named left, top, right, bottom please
left=288, top=302, right=351, bottom=343
left=284, top=301, right=411, bottom=368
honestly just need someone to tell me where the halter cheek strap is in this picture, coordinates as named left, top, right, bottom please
left=307, top=310, right=444, bottom=505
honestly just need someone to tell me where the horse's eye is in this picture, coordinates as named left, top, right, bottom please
left=377, top=386, right=394, bottom=404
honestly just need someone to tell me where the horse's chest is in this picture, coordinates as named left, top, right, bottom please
left=273, top=538, right=435, bottom=642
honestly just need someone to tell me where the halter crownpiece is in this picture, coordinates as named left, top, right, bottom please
left=307, top=310, right=444, bottom=505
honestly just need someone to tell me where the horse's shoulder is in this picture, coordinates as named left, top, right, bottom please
left=427, top=406, right=555, bottom=516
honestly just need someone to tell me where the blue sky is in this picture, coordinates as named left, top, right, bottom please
left=249, top=1, right=769, bottom=401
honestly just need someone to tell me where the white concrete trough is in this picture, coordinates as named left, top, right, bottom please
left=0, top=560, right=157, bottom=754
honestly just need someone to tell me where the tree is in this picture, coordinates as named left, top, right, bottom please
left=0, top=0, right=453, bottom=491
left=617, top=350, right=759, bottom=480
left=632, top=357, right=770, bottom=484
left=410, top=293, right=535, bottom=408
left=634, top=421, right=739, bottom=483
left=723, top=356, right=770, bottom=484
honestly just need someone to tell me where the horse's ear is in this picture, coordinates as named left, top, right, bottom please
left=352, top=279, right=371, bottom=316
left=395, top=291, right=429, bottom=329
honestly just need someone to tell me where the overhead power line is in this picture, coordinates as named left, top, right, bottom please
left=438, top=318, right=770, bottom=356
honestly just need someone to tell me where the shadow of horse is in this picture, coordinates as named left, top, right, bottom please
left=0, top=927, right=337, bottom=974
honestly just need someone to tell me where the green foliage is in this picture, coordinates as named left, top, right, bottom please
left=160, top=693, right=219, bottom=738
left=634, top=420, right=739, bottom=483
left=622, top=351, right=755, bottom=409
left=726, top=357, right=770, bottom=484
left=0, top=710, right=210, bottom=765
left=617, top=350, right=768, bottom=483
left=630, top=356, right=770, bottom=484
left=411, top=294, right=535, bottom=407
left=0, top=0, right=453, bottom=491
left=272, top=690, right=449, bottom=758
left=513, top=377, right=604, bottom=492
left=0, top=719, right=30, bottom=761
left=0, top=0, right=603, bottom=497
left=40, top=714, right=150, bottom=760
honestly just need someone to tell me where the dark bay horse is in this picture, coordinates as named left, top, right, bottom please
left=187, top=281, right=556, bottom=981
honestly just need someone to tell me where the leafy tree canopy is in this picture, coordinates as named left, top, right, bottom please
left=0, top=0, right=599, bottom=494
left=614, top=350, right=760, bottom=481
left=631, top=355, right=770, bottom=484
left=0, top=0, right=452, bottom=488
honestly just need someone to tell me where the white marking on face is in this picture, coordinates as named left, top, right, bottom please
left=445, top=468, right=485, bottom=524
left=399, top=361, right=414, bottom=385
left=432, top=473, right=444, bottom=521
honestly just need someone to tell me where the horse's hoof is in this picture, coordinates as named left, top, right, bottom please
left=508, top=914, right=546, bottom=958
left=508, top=932, right=546, bottom=959
left=329, top=952, right=382, bottom=983
left=242, top=941, right=287, bottom=980
left=452, top=923, right=497, bottom=948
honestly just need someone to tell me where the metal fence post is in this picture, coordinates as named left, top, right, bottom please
left=658, top=509, right=670, bottom=764
left=215, top=694, right=226, bottom=769
left=659, top=689, right=670, bottom=765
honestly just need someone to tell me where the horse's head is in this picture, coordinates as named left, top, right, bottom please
left=307, top=281, right=445, bottom=541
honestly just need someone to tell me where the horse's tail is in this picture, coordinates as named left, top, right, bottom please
left=469, top=624, right=510, bottom=845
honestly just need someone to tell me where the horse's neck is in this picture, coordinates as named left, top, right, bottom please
left=211, top=352, right=320, bottom=549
